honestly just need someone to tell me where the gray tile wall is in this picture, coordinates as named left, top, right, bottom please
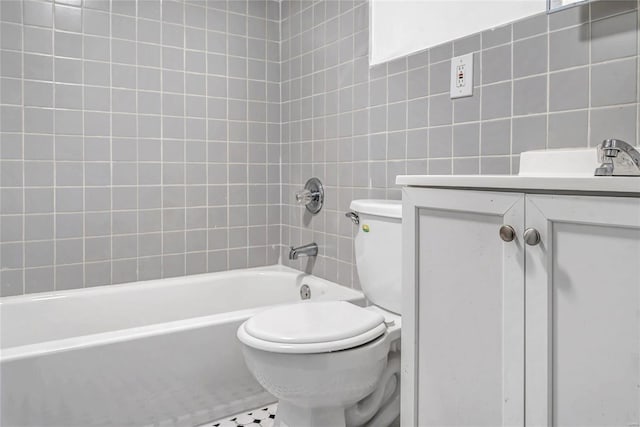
left=0, top=0, right=281, bottom=296
left=280, top=0, right=640, bottom=288
left=2, top=0, right=638, bottom=296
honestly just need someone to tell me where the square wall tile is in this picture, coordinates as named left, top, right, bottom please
left=513, top=34, right=548, bottom=78
left=591, top=58, right=637, bottom=107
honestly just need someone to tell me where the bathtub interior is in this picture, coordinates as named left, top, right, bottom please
left=0, top=265, right=364, bottom=350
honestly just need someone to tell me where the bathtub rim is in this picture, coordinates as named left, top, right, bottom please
left=1, top=265, right=365, bottom=362
left=0, top=264, right=336, bottom=305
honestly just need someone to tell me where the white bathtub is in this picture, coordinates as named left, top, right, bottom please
left=0, top=265, right=365, bottom=427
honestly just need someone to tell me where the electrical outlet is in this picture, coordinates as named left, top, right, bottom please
left=450, top=53, right=474, bottom=99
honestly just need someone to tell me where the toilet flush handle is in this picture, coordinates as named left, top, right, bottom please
left=345, top=211, right=360, bottom=225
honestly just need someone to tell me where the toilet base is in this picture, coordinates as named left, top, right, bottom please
left=275, top=402, right=347, bottom=427
left=273, top=351, right=401, bottom=427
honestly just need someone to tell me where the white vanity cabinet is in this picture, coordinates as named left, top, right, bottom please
left=400, top=186, right=640, bottom=427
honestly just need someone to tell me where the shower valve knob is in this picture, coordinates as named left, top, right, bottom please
left=295, top=189, right=314, bottom=205
left=295, top=178, right=324, bottom=214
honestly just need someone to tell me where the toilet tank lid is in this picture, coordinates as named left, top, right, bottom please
left=350, top=199, right=402, bottom=219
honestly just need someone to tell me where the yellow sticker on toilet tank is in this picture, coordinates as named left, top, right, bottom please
left=362, top=224, right=370, bottom=232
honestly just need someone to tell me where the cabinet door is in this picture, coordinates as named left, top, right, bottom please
left=525, top=195, right=640, bottom=426
left=402, top=188, right=525, bottom=427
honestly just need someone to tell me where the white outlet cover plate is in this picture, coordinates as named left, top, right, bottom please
left=450, top=53, right=474, bottom=99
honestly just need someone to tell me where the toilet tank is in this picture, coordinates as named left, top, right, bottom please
left=350, top=200, right=402, bottom=315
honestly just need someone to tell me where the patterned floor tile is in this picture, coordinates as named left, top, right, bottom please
left=199, top=403, right=277, bottom=427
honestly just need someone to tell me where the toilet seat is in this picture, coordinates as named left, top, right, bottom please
left=237, top=301, right=387, bottom=354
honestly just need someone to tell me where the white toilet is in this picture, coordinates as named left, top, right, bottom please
left=237, top=200, right=402, bottom=427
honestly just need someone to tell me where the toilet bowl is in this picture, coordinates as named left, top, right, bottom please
left=237, top=200, right=402, bottom=427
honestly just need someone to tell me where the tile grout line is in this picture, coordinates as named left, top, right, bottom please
left=80, top=0, right=86, bottom=289
left=183, top=0, right=187, bottom=277
left=52, top=0, right=57, bottom=291
left=159, top=0, right=165, bottom=280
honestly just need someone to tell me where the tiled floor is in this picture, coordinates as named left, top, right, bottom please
left=199, top=403, right=277, bottom=427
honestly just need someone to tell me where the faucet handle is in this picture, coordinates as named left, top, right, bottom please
left=295, top=178, right=324, bottom=214
left=295, top=189, right=314, bottom=205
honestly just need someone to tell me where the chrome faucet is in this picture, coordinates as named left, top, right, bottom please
left=289, top=243, right=318, bottom=260
left=595, top=139, right=640, bottom=176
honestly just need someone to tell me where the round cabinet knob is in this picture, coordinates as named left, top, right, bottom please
left=523, top=228, right=541, bottom=246
left=499, top=225, right=516, bottom=242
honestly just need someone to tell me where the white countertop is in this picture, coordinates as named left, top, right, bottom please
left=396, top=147, right=640, bottom=195
left=395, top=175, right=640, bottom=195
